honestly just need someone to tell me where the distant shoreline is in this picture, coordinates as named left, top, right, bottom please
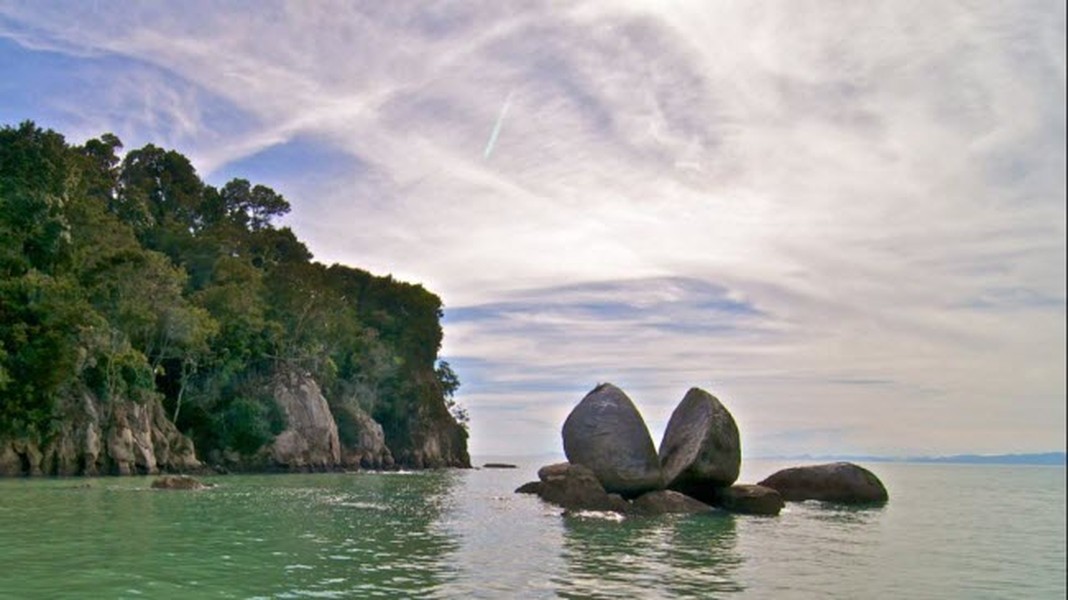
left=472, top=452, right=1067, bottom=466
left=749, top=452, right=1067, bottom=466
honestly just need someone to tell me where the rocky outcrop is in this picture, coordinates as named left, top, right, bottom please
left=0, top=391, right=199, bottom=477
left=335, top=402, right=394, bottom=470
left=396, top=412, right=470, bottom=469
left=515, top=462, right=630, bottom=513
left=659, top=388, right=741, bottom=495
left=519, top=463, right=714, bottom=516
left=562, top=383, right=662, bottom=497
left=384, top=369, right=471, bottom=469
left=713, top=484, right=784, bottom=516
left=630, top=490, right=715, bottom=516
left=521, top=383, right=891, bottom=518
left=538, top=462, right=571, bottom=481
left=265, top=372, right=342, bottom=471
left=759, top=462, right=889, bottom=504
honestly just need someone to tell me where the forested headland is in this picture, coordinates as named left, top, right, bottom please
left=0, top=121, right=469, bottom=476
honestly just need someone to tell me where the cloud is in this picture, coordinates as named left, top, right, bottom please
left=1, top=1, right=1063, bottom=456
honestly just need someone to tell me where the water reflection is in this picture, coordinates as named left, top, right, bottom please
left=242, top=471, right=464, bottom=598
left=555, top=511, right=743, bottom=598
left=0, top=472, right=464, bottom=598
left=807, top=499, right=884, bottom=518
left=805, top=501, right=887, bottom=526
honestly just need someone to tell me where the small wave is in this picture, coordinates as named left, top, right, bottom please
left=335, top=501, right=388, bottom=511
left=567, top=510, right=626, bottom=522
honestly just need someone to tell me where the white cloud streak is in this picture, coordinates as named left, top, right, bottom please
left=1, top=0, right=1063, bottom=457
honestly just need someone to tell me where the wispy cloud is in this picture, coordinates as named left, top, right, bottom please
left=1, top=1, right=1063, bottom=456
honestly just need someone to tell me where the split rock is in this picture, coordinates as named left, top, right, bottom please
left=562, top=383, right=662, bottom=497
left=659, top=387, right=741, bottom=494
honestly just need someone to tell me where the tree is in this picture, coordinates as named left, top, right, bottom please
left=436, top=360, right=468, bottom=428
left=0, top=121, right=73, bottom=276
left=216, top=178, right=291, bottom=232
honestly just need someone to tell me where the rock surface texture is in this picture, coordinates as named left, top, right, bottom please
left=0, top=392, right=199, bottom=477
left=659, top=387, right=741, bottom=495
left=714, top=484, right=785, bottom=515
left=335, top=403, right=394, bottom=470
left=562, top=383, right=662, bottom=497
left=266, top=372, right=342, bottom=471
left=389, top=381, right=471, bottom=469
left=516, top=463, right=630, bottom=513
left=630, top=490, right=715, bottom=516
left=759, top=462, right=889, bottom=504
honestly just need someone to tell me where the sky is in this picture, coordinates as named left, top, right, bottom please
left=1, top=1, right=1064, bottom=458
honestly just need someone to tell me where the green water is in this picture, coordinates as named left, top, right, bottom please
left=0, top=460, right=1064, bottom=598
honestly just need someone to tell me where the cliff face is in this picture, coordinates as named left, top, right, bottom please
left=209, top=370, right=409, bottom=473
left=388, top=388, right=471, bottom=469
left=0, top=391, right=199, bottom=477
left=258, top=370, right=465, bottom=471
left=0, top=371, right=467, bottom=476
left=262, top=372, right=342, bottom=471
left=334, top=401, right=394, bottom=470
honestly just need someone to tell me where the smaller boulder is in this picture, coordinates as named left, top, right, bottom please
left=515, top=481, right=543, bottom=494
left=758, top=462, right=888, bottom=504
left=516, top=463, right=629, bottom=513
left=630, top=490, right=714, bottom=516
left=538, top=462, right=571, bottom=482
left=714, top=484, right=784, bottom=516
left=151, top=475, right=212, bottom=490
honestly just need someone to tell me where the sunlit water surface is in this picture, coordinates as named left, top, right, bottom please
left=0, top=459, right=1064, bottom=598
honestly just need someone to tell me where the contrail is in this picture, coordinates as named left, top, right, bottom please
left=483, top=91, right=515, bottom=160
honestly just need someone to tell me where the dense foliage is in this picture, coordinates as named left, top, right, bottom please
left=0, top=121, right=464, bottom=459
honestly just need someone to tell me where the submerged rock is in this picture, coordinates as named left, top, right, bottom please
left=151, top=475, right=212, bottom=490
left=758, top=462, right=888, bottom=504
left=714, top=484, right=784, bottom=516
left=659, top=387, right=741, bottom=495
left=483, top=463, right=517, bottom=469
left=562, top=383, right=662, bottom=497
left=629, top=490, right=715, bottom=516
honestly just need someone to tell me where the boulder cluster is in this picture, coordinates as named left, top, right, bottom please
left=516, top=383, right=887, bottom=517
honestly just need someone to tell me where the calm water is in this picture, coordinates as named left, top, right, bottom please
left=0, top=459, right=1064, bottom=599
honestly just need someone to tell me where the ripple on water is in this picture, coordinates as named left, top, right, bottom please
left=0, top=464, right=1063, bottom=598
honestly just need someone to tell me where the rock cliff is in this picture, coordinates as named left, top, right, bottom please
left=262, top=372, right=342, bottom=471
left=335, top=402, right=394, bottom=470
left=1, top=368, right=469, bottom=476
left=391, top=399, right=470, bottom=469
left=0, top=391, right=199, bottom=476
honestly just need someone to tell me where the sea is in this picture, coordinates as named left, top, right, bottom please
left=0, top=457, right=1064, bottom=599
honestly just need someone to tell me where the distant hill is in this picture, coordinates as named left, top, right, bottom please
left=906, top=452, right=1066, bottom=466
left=760, top=452, right=1066, bottom=466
